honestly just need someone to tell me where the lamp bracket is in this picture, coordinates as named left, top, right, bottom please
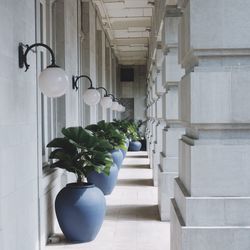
left=96, top=86, right=109, bottom=96
left=18, top=42, right=58, bottom=72
left=72, top=75, right=94, bottom=91
left=107, top=93, right=115, bottom=101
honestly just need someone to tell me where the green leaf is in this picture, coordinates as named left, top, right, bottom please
left=47, top=138, right=77, bottom=155
left=62, top=127, right=93, bottom=143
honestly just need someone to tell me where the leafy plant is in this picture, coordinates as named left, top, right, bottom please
left=85, top=120, right=127, bottom=150
left=47, top=127, right=113, bottom=183
left=112, top=119, right=141, bottom=141
left=127, top=123, right=140, bottom=141
left=111, top=119, right=131, bottom=139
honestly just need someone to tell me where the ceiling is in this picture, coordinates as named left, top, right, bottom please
left=93, top=0, right=154, bottom=65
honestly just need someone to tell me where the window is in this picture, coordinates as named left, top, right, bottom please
left=120, top=68, right=134, bottom=82
left=38, top=0, right=66, bottom=168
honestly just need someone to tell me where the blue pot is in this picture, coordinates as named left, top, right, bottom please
left=87, top=164, right=119, bottom=195
left=129, top=141, right=142, bottom=151
left=125, top=138, right=129, bottom=148
left=120, top=148, right=127, bottom=159
left=111, top=149, right=123, bottom=169
left=55, top=183, right=106, bottom=243
left=120, top=138, right=129, bottom=158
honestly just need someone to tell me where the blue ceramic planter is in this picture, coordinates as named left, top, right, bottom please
left=120, top=138, right=129, bottom=159
left=55, top=183, right=106, bottom=243
left=111, top=149, right=123, bottom=169
left=87, top=164, right=119, bottom=195
left=125, top=138, right=129, bottom=148
left=129, top=141, right=142, bottom=151
left=120, top=148, right=127, bottom=159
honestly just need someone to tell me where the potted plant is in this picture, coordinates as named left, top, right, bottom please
left=127, top=120, right=142, bottom=151
left=85, top=121, right=126, bottom=195
left=112, top=119, right=130, bottom=157
left=86, top=120, right=126, bottom=169
left=47, top=126, right=113, bottom=243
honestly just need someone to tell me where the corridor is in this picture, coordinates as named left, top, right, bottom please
left=46, top=152, right=170, bottom=250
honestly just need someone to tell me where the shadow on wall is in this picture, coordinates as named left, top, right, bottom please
left=43, top=170, right=67, bottom=244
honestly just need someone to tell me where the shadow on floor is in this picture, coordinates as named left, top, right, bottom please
left=116, top=178, right=153, bottom=186
left=46, top=205, right=160, bottom=247
left=106, top=204, right=160, bottom=221
left=126, top=155, right=148, bottom=158
left=122, top=164, right=149, bottom=169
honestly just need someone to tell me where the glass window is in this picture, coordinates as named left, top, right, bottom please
left=39, top=0, right=66, bottom=168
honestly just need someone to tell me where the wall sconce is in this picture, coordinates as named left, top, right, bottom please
left=72, top=75, right=100, bottom=106
left=108, top=95, right=125, bottom=112
left=108, top=94, right=119, bottom=111
left=117, top=101, right=126, bottom=112
left=117, top=104, right=123, bottom=112
left=18, top=43, right=69, bottom=97
left=96, top=87, right=113, bottom=109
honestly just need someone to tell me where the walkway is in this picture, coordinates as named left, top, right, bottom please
left=46, top=152, right=170, bottom=250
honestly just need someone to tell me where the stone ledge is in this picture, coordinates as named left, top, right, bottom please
left=160, top=152, right=178, bottom=172
left=171, top=199, right=250, bottom=250
left=158, top=166, right=178, bottom=221
left=174, top=178, right=250, bottom=227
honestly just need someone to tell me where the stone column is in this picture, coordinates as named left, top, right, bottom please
left=158, top=6, right=185, bottom=221
left=171, top=1, right=250, bottom=249
left=152, top=47, right=166, bottom=187
left=146, top=78, right=155, bottom=167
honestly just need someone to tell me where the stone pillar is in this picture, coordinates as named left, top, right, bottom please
left=158, top=6, right=184, bottom=221
left=152, top=47, right=165, bottom=187
left=146, top=78, right=155, bottom=167
left=171, top=1, right=250, bottom=249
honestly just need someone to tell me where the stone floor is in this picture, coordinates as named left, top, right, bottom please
left=46, top=151, right=170, bottom=250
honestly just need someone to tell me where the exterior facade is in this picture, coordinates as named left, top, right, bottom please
left=1, top=0, right=250, bottom=249
left=147, top=0, right=250, bottom=249
left=0, top=1, right=146, bottom=249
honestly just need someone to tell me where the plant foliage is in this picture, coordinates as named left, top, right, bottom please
left=85, top=120, right=127, bottom=150
left=112, top=119, right=141, bottom=141
left=47, top=127, right=113, bottom=182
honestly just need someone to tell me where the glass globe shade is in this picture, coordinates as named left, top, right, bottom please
left=111, top=101, right=119, bottom=110
left=121, top=106, right=126, bottom=112
left=39, top=67, right=69, bottom=98
left=117, top=104, right=123, bottom=112
left=83, top=88, right=101, bottom=106
left=100, top=96, right=112, bottom=109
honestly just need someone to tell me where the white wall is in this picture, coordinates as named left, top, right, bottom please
left=0, top=1, right=39, bottom=250
left=0, top=0, right=120, bottom=249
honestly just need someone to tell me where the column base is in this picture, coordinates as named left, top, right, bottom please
left=158, top=163, right=177, bottom=221
left=171, top=199, right=250, bottom=250
left=171, top=178, right=250, bottom=250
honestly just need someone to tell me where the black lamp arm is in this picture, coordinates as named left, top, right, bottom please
left=72, top=75, right=94, bottom=91
left=19, top=42, right=57, bottom=72
left=107, top=93, right=115, bottom=101
left=96, top=87, right=109, bottom=96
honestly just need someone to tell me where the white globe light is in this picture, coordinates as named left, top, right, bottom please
left=100, top=96, right=112, bottom=109
left=121, top=106, right=126, bottom=112
left=111, top=101, right=119, bottom=111
left=83, top=88, right=101, bottom=106
left=117, top=104, right=123, bottom=112
left=39, top=67, right=69, bottom=97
